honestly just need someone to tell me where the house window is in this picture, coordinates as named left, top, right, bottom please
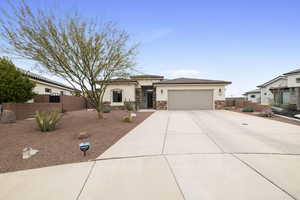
left=296, top=78, right=300, bottom=83
left=45, top=88, right=52, bottom=93
left=112, top=90, right=122, bottom=103
left=250, top=95, right=256, bottom=98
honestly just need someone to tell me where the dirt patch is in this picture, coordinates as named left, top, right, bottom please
left=0, top=110, right=153, bottom=173
left=230, top=109, right=300, bottom=126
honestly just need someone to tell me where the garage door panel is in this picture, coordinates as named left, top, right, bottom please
left=168, top=90, right=213, bottom=110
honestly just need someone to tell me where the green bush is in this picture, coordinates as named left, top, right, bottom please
left=35, top=109, right=62, bottom=132
left=241, top=106, right=254, bottom=112
left=284, top=104, right=298, bottom=111
left=0, top=57, right=36, bottom=103
left=102, top=107, right=111, bottom=113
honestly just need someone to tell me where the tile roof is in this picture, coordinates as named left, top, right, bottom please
left=257, top=75, right=287, bottom=88
left=283, top=68, right=300, bottom=75
left=18, top=68, right=74, bottom=90
left=130, top=75, right=164, bottom=79
left=244, top=89, right=260, bottom=94
left=153, top=78, right=232, bottom=85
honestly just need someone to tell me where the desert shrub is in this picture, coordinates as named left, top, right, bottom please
left=123, top=115, right=133, bottom=122
left=35, top=109, right=62, bottom=132
left=124, top=101, right=134, bottom=111
left=102, top=107, right=111, bottom=113
left=259, top=109, right=274, bottom=117
left=241, top=106, right=254, bottom=112
left=283, top=104, right=298, bottom=111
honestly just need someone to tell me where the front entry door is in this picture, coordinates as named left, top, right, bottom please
left=147, top=92, right=153, bottom=108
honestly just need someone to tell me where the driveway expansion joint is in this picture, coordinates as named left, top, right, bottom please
left=189, top=111, right=226, bottom=153
left=76, top=161, right=96, bottom=200
left=161, top=112, right=171, bottom=154
left=95, top=152, right=300, bottom=162
left=232, top=154, right=298, bottom=200
left=163, top=155, right=186, bottom=200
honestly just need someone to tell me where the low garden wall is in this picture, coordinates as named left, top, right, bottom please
left=216, top=99, right=270, bottom=112
left=3, top=95, right=91, bottom=120
left=34, top=94, right=91, bottom=111
left=3, top=103, right=63, bottom=120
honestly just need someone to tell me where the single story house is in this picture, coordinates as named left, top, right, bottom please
left=243, top=89, right=261, bottom=103
left=19, top=68, right=75, bottom=96
left=102, top=75, right=231, bottom=110
left=257, top=68, right=300, bottom=109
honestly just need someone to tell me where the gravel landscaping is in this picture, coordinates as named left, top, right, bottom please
left=0, top=110, right=153, bottom=173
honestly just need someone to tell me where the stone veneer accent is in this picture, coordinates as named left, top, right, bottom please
left=156, top=101, right=167, bottom=110
left=135, top=88, right=142, bottom=110
left=215, top=100, right=226, bottom=110
left=153, top=87, right=157, bottom=109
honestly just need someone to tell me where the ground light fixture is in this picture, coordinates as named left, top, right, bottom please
left=79, top=142, right=90, bottom=156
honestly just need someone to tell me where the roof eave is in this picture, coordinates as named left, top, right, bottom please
left=154, top=82, right=232, bottom=85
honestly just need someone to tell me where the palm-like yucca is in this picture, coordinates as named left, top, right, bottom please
left=35, top=109, right=62, bottom=132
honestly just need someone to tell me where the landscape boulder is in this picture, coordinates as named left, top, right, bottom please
left=22, top=147, right=39, bottom=159
left=0, top=110, right=16, bottom=123
left=294, top=114, right=300, bottom=119
left=78, top=131, right=90, bottom=140
left=259, top=108, right=274, bottom=117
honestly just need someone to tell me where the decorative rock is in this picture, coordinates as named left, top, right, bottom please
left=22, top=147, right=39, bottom=159
left=0, top=110, right=16, bottom=124
left=78, top=131, right=90, bottom=140
left=294, top=114, right=300, bottom=119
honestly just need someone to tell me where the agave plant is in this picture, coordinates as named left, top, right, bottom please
left=35, top=109, right=62, bottom=132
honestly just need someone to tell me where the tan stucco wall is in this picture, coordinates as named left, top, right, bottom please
left=31, top=79, right=73, bottom=95
left=260, top=78, right=287, bottom=105
left=245, top=93, right=261, bottom=103
left=155, top=84, right=226, bottom=102
left=287, top=73, right=300, bottom=88
left=103, top=84, right=136, bottom=106
left=136, top=79, right=162, bottom=87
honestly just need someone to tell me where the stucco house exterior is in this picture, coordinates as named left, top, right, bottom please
left=102, top=75, right=231, bottom=110
left=19, top=68, right=74, bottom=96
left=243, top=89, right=261, bottom=103
left=257, top=69, right=300, bottom=109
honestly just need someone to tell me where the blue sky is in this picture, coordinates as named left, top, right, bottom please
left=1, top=0, right=300, bottom=96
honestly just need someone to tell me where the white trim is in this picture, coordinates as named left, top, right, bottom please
left=274, top=114, right=300, bottom=122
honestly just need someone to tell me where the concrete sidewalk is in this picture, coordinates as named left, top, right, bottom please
left=1, top=110, right=300, bottom=200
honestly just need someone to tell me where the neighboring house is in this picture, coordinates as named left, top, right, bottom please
left=102, top=75, right=231, bottom=110
left=19, top=68, right=74, bottom=96
left=243, top=89, right=261, bottom=103
left=257, top=69, right=300, bottom=109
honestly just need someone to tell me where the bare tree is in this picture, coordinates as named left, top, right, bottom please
left=0, top=1, right=137, bottom=119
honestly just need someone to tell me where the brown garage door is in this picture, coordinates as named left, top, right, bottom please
left=168, top=90, right=214, bottom=110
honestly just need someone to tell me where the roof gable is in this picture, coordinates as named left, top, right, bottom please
left=257, top=75, right=287, bottom=88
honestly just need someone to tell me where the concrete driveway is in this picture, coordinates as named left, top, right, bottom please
left=1, top=110, right=300, bottom=200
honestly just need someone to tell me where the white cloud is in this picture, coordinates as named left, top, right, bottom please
left=164, top=69, right=202, bottom=78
